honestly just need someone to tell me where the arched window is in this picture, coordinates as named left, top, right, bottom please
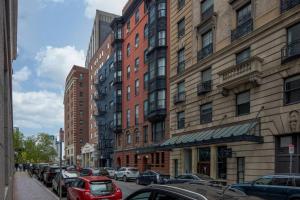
left=135, top=34, right=140, bottom=47
left=127, top=43, right=131, bottom=56
left=144, top=23, right=148, bottom=38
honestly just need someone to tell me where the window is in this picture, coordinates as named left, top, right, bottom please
left=158, top=57, right=166, bottom=76
left=127, top=43, right=131, bottom=56
left=135, top=9, right=140, bottom=23
left=177, top=48, right=185, bottom=73
left=288, top=23, right=300, bottom=44
left=127, top=21, right=131, bottom=33
left=149, top=6, right=155, bottom=23
left=280, top=136, right=292, bottom=147
left=144, top=126, right=148, bottom=143
left=237, top=157, right=245, bottom=183
left=202, top=30, right=212, bottom=48
left=201, top=68, right=212, bottom=92
left=153, top=122, right=165, bottom=142
left=135, top=105, right=139, bottom=125
left=177, top=81, right=185, bottom=100
left=79, top=92, right=83, bottom=97
left=237, top=3, right=251, bottom=26
left=135, top=34, right=140, bottom=48
left=149, top=61, right=155, bottom=80
left=236, top=48, right=250, bottom=64
left=178, top=18, right=185, bottom=37
left=135, top=79, right=140, bottom=96
left=149, top=35, right=155, bottom=50
left=144, top=24, right=148, bottom=38
left=127, top=65, right=130, bottom=79
left=157, top=90, right=166, bottom=109
left=144, top=100, right=148, bottom=118
left=79, top=73, right=83, bottom=80
left=177, top=111, right=185, bottom=129
left=178, top=0, right=185, bottom=9
left=149, top=92, right=155, bottom=112
left=127, top=109, right=130, bottom=128
left=156, top=153, right=160, bottom=164
left=144, top=49, right=148, bottom=63
left=144, top=73, right=149, bottom=90
left=135, top=57, right=140, bottom=71
left=284, top=75, right=300, bottom=105
left=79, top=82, right=83, bottom=87
left=217, top=146, right=227, bottom=179
left=158, top=2, right=166, bottom=17
left=158, top=31, right=166, bottom=46
left=200, top=103, right=212, bottom=124
left=236, top=91, right=250, bottom=116
left=127, top=86, right=131, bottom=101
left=201, top=0, right=213, bottom=17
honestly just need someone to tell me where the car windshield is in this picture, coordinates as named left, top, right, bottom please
left=90, top=181, right=113, bottom=196
left=63, top=172, right=78, bottom=178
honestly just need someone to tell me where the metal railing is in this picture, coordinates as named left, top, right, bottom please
left=231, top=18, right=253, bottom=41
left=198, top=43, right=213, bottom=61
left=281, top=40, right=300, bottom=63
left=197, top=80, right=212, bottom=95
left=174, top=92, right=186, bottom=104
left=281, top=0, right=300, bottom=12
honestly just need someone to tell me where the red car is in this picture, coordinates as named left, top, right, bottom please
left=67, top=176, right=122, bottom=200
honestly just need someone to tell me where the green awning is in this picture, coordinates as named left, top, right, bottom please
left=160, top=121, right=263, bottom=149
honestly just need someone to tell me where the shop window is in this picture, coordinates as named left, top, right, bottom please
left=284, top=75, right=300, bottom=105
left=217, top=146, right=227, bottom=180
left=198, top=147, right=210, bottom=176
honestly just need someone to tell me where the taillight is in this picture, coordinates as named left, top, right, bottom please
left=115, top=188, right=122, bottom=200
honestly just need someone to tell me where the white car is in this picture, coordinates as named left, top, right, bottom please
left=114, top=167, right=139, bottom=182
left=104, top=167, right=115, bottom=178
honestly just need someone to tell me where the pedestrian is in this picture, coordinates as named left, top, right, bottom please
left=22, top=163, right=26, bottom=171
left=15, top=163, right=19, bottom=171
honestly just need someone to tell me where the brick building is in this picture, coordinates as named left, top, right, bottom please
left=64, top=66, right=89, bottom=166
left=0, top=0, right=18, bottom=199
left=111, top=0, right=170, bottom=174
left=162, top=0, right=300, bottom=184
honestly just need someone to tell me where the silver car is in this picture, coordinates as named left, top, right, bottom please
left=104, top=167, right=115, bottom=178
left=114, top=167, right=139, bottom=182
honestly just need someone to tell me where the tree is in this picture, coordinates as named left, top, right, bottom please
left=13, top=129, right=24, bottom=163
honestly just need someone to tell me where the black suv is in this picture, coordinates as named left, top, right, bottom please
left=231, top=174, right=300, bottom=200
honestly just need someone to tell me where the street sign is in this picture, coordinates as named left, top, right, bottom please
left=289, top=144, right=294, bottom=154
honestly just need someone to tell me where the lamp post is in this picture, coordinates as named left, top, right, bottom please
left=59, top=139, right=62, bottom=200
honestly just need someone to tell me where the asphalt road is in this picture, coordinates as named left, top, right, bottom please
left=114, top=180, right=145, bottom=198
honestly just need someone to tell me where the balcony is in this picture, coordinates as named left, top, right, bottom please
left=147, top=104, right=166, bottom=122
left=281, top=0, right=300, bottom=13
left=201, top=6, right=214, bottom=21
left=281, top=40, right=300, bottom=63
left=217, top=56, right=263, bottom=90
left=113, top=124, right=122, bottom=133
left=231, top=18, right=253, bottom=41
left=197, top=80, right=212, bottom=95
left=174, top=92, right=186, bottom=104
left=198, top=43, right=213, bottom=61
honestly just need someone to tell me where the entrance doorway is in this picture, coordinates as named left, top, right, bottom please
left=143, top=156, right=149, bottom=171
left=197, top=147, right=210, bottom=176
left=184, top=149, right=192, bottom=173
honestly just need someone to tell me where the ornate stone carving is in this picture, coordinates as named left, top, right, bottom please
left=289, top=110, right=300, bottom=133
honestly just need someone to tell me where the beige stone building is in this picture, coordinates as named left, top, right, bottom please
left=164, top=0, right=300, bottom=184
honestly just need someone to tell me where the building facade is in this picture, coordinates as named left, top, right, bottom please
left=0, top=0, right=18, bottom=199
left=165, top=0, right=300, bottom=184
left=85, top=10, right=119, bottom=68
left=64, top=66, right=89, bottom=166
left=85, top=34, right=115, bottom=168
left=111, top=0, right=170, bottom=174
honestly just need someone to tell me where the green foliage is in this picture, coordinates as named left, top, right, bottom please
left=13, top=130, right=57, bottom=163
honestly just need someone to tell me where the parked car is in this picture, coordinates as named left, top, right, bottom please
left=104, top=167, right=115, bottom=178
left=67, top=176, right=122, bottom=200
left=167, top=173, right=213, bottom=184
left=38, top=164, right=50, bottom=181
left=52, top=171, right=79, bottom=197
left=125, top=183, right=263, bottom=200
left=80, top=168, right=94, bottom=176
left=114, top=167, right=139, bottom=182
left=43, top=165, right=60, bottom=186
left=231, top=174, right=300, bottom=200
left=35, top=163, right=48, bottom=177
left=136, top=170, right=170, bottom=185
left=92, top=168, right=110, bottom=177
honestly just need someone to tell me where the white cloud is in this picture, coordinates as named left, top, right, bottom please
left=13, top=66, right=32, bottom=90
left=36, top=46, right=85, bottom=89
left=13, top=91, right=64, bottom=130
left=84, top=0, right=127, bottom=19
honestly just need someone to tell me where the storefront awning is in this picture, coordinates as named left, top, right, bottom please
left=160, top=121, right=263, bottom=149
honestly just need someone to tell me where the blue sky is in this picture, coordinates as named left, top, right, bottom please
left=13, top=0, right=127, bottom=137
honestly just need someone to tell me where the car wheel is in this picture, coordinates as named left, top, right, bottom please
left=123, top=176, right=127, bottom=182
left=136, top=179, right=140, bottom=185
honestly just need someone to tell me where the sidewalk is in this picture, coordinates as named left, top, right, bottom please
left=14, top=171, right=58, bottom=200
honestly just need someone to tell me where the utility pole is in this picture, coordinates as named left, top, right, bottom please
left=59, top=139, right=62, bottom=200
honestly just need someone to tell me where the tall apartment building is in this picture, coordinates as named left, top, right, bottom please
left=85, top=10, right=119, bottom=68
left=64, top=66, right=89, bottom=166
left=0, top=0, right=18, bottom=199
left=111, top=0, right=170, bottom=173
left=83, top=34, right=114, bottom=168
left=163, top=0, right=300, bottom=184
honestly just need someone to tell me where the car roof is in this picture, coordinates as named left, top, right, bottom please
left=80, top=176, right=111, bottom=182
left=262, top=174, right=300, bottom=178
